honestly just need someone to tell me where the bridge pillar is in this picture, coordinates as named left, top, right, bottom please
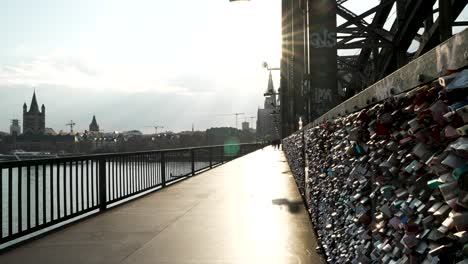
left=281, top=0, right=338, bottom=136
left=307, top=0, right=338, bottom=121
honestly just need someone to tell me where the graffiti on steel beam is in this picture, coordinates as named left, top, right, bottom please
left=310, top=29, right=337, bottom=49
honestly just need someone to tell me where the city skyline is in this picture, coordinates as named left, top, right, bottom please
left=3, top=89, right=259, bottom=134
left=0, top=0, right=282, bottom=133
left=1, top=0, right=466, bottom=134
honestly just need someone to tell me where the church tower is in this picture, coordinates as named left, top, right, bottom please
left=23, top=90, right=46, bottom=135
left=264, top=71, right=277, bottom=110
left=257, top=72, right=279, bottom=141
left=89, top=115, right=100, bottom=132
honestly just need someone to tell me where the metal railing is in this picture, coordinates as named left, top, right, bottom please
left=0, top=143, right=263, bottom=250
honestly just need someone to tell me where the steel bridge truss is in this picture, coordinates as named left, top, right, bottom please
left=337, top=0, right=468, bottom=97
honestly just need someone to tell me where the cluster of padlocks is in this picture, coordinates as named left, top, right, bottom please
left=283, top=131, right=306, bottom=197
left=283, top=70, right=468, bottom=263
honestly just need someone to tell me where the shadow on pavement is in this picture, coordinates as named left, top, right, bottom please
left=271, top=198, right=303, bottom=214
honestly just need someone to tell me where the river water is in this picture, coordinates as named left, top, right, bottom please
left=0, top=160, right=210, bottom=238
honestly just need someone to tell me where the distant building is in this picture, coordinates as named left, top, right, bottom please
left=257, top=72, right=279, bottom=141
left=121, top=130, right=143, bottom=137
left=242, top=121, right=249, bottom=131
left=89, top=115, right=100, bottom=132
left=23, top=91, right=45, bottom=135
left=10, top=119, right=21, bottom=136
left=1, top=134, right=76, bottom=153
left=44, top=128, right=57, bottom=136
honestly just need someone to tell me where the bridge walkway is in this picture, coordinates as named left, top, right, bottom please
left=0, top=147, right=322, bottom=264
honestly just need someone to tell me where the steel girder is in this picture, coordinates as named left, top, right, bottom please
left=280, top=0, right=466, bottom=136
left=337, top=0, right=468, bottom=96
left=415, top=0, right=468, bottom=57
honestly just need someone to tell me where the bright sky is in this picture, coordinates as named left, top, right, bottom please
left=0, top=0, right=466, bottom=133
left=0, top=0, right=282, bottom=133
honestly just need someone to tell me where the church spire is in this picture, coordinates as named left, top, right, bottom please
left=264, top=72, right=276, bottom=109
left=89, top=115, right=100, bottom=132
left=266, top=71, right=275, bottom=94
left=29, top=90, right=40, bottom=113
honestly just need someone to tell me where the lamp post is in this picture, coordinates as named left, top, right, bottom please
left=262, top=62, right=280, bottom=72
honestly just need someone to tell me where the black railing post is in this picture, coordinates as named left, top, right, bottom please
left=161, top=152, right=166, bottom=187
left=8, top=167, right=12, bottom=237
left=191, top=149, right=195, bottom=176
left=98, top=158, right=107, bottom=211
left=0, top=165, right=2, bottom=243
left=209, top=147, right=213, bottom=168
left=221, top=146, right=225, bottom=163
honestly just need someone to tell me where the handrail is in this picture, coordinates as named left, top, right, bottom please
left=0, top=143, right=264, bottom=251
left=0, top=143, right=259, bottom=168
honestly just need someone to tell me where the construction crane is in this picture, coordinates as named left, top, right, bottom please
left=66, top=120, right=76, bottom=134
left=218, top=113, right=245, bottom=129
left=244, top=116, right=256, bottom=122
left=145, top=125, right=164, bottom=134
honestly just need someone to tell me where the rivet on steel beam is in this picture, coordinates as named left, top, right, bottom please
left=372, top=97, right=377, bottom=103
left=354, top=105, right=358, bottom=110
left=390, top=88, right=396, bottom=95
left=418, top=74, right=425, bottom=83
left=366, top=99, right=371, bottom=104
left=345, top=110, right=349, bottom=114
left=465, top=51, right=468, bottom=60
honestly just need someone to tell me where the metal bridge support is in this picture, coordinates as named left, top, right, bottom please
left=281, top=0, right=294, bottom=137
left=280, top=0, right=338, bottom=137
left=439, top=0, right=453, bottom=42
left=292, top=0, right=305, bottom=128
left=307, top=0, right=338, bottom=122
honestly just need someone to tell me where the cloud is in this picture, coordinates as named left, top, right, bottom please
left=0, top=52, right=100, bottom=88
left=0, top=49, right=209, bottom=96
left=167, top=75, right=217, bottom=95
left=0, top=46, right=270, bottom=133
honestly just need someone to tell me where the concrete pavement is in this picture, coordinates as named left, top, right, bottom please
left=0, top=147, right=322, bottom=264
